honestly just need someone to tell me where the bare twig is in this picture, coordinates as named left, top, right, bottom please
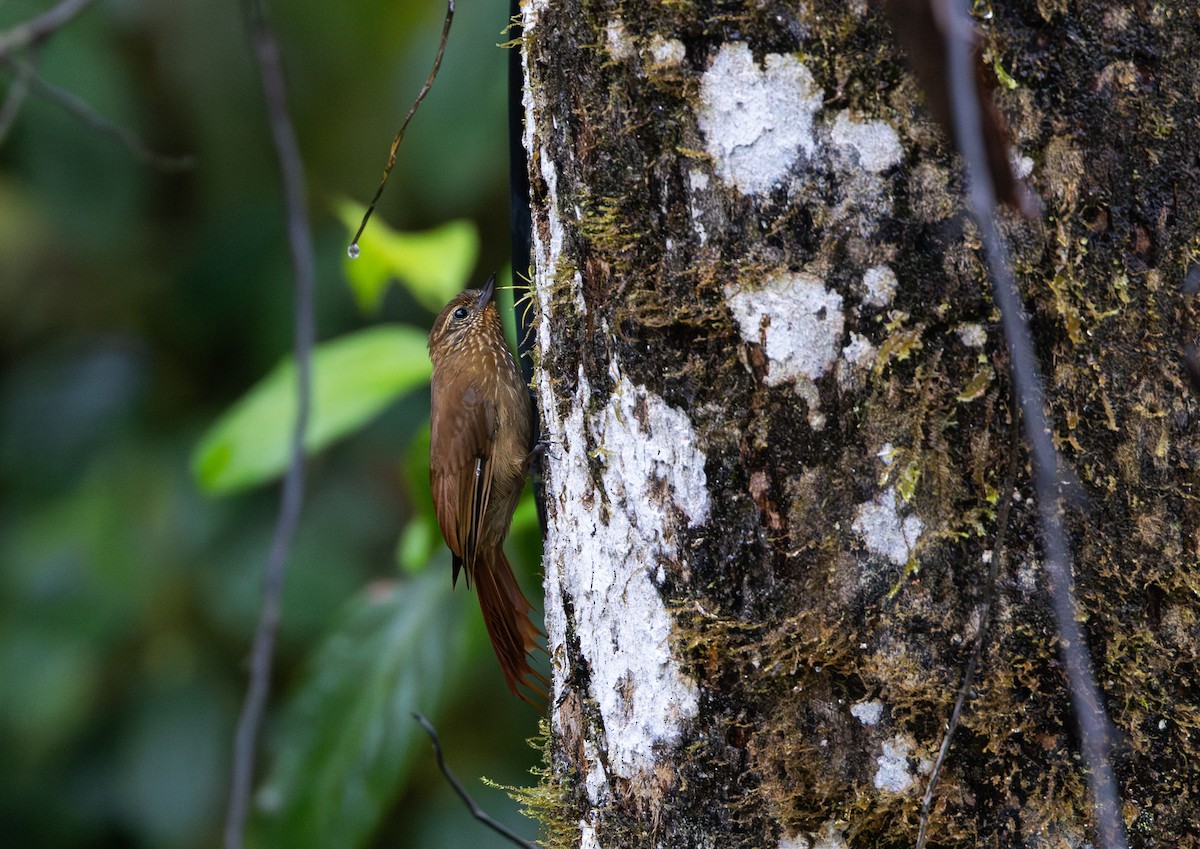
left=222, top=1, right=317, bottom=848
left=0, top=55, right=194, bottom=170
left=411, top=712, right=540, bottom=849
left=916, top=429, right=1020, bottom=849
left=937, top=2, right=1128, bottom=846
left=0, top=0, right=98, bottom=58
left=347, top=0, right=455, bottom=257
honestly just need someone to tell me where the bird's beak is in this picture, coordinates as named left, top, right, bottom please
left=477, top=273, right=497, bottom=310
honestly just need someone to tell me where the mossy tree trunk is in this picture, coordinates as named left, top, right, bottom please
left=519, top=1, right=1200, bottom=846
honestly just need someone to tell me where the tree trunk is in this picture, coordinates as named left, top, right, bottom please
left=519, top=1, right=1200, bottom=846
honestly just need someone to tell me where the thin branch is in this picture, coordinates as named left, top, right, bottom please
left=411, top=712, right=541, bottom=849
left=0, top=0, right=98, bottom=58
left=937, top=2, right=1128, bottom=847
left=0, top=56, right=193, bottom=170
left=916, top=428, right=1020, bottom=849
left=222, top=0, right=317, bottom=847
left=347, top=0, right=454, bottom=257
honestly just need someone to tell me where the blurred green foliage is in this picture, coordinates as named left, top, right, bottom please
left=192, top=323, right=433, bottom=495
left=248, top=572, right=468, bottom=849
left=336, top=204, right=480, bottom=314
left=0, top=1, right=545, bottom=848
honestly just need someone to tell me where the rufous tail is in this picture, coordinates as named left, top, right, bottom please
left=475, top=547, right=547, bottom=707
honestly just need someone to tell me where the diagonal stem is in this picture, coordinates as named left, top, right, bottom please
left=411, top=712, right=540, bottom=849
left=348, top=0, right=455, bottom=255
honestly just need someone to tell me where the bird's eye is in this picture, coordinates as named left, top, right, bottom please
left=452, top=306, right=470, bottom=321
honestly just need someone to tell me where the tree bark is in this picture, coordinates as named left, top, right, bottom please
left=519, top=1, right=1200, bottom=847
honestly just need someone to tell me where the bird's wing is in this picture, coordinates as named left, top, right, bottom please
left=430, top=382, right=497, bottom=586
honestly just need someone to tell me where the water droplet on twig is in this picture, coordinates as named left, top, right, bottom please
left=971, top=0, right=994, bottom=20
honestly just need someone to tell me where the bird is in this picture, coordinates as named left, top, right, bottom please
left=427, top=273, right=545, bottom=705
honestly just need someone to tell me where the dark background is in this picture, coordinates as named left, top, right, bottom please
left=0, top=0, right=544, bottom=846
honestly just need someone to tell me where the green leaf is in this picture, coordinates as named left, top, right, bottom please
left=396, top=422, right=438, bottom=574
left=509, top=489, right=540, bottom=540
left=337, top=201, right=479, bottom=314
left=396, top=517, right=436, bottom=574
left=403, top=421, right=434, bottom=521
left=993, top=59, right=1019, bottom=90
left=250, top=572, right=464, bottom=849
left=192, top=325, right=430, bottom=495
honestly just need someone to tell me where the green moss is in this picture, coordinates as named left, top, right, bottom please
left=576, top=192, right=641, bottom=273
left=504, top=723, right=583, bottom=849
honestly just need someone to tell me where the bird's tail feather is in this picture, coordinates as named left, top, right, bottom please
left=475, top=547, right=547, bottom=707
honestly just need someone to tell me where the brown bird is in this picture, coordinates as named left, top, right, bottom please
left=428, top=273, right=545, bottom=704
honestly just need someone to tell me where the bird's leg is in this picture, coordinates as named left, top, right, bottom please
left=522, top=435, right=550, bottom=475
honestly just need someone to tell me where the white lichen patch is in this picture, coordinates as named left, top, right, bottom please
left=837, top=333, right=876, bottom=390
left=861, top=264, right=898, bottom=308
left=725, top=271, right=844, bottom=382
left=697, top=43, right=823, bottom=195
left=956, top=322, right=987, bottom=347
left=537, top=149, right=568, bottom=267
left=852, top=488, right=923, bottom=567
left=780, top=823, right=848, bottom=849
left=830, top=111, right=903, bottom=174
left=583, top=739, right=608, bottom=806
left=602, top=371, right=712, bottom=527
left=604, top=17, right=635, bottom=61
left=648, top=35, right=686, bottom=66
left=811, top=821, right=850, bottom=849
left=688, top=169, right=710, bottom=245
left=850, top=699, right=884, bottom=726
left=580, top=821, right=601, bottom=849
left=874, top=735, right=917, bottom=793
left=841, top=333, right=876, bottom=369
left=1017, top=558, right=1039, bottom=595
left=725, top=273, right=844, bottom=429
left=543, top=364, right=706, bottom=782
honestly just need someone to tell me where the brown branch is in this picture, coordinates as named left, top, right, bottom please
left=348, top=0, right=454, bottom=257
left=222, top=1, right=317, bottom=848
left=411, top=712, right=540, bottom=849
